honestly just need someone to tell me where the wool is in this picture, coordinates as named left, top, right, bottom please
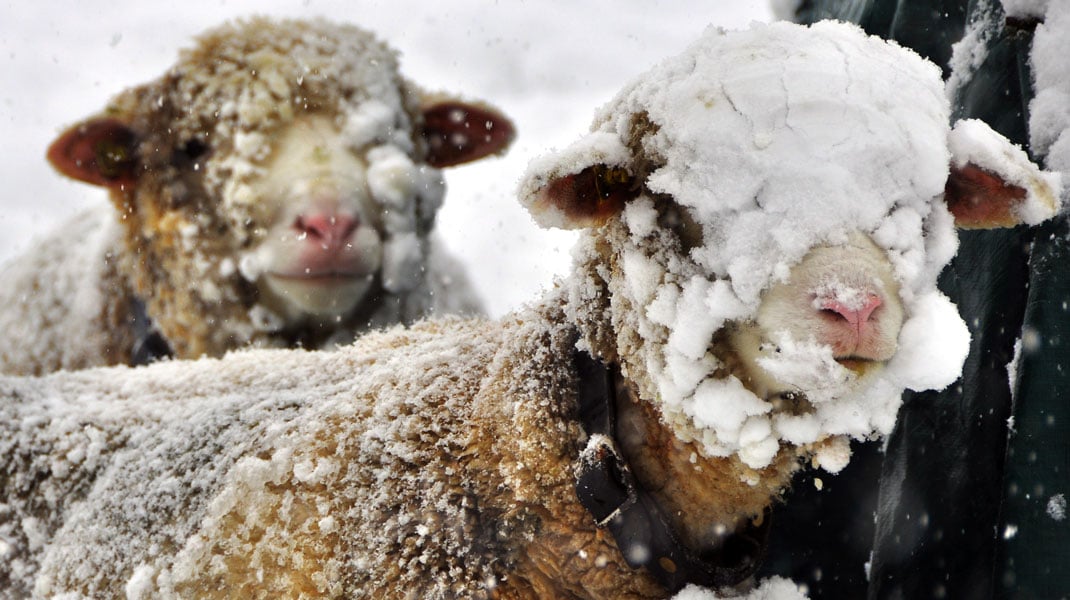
left=0, top=17, right=505, bottom=375
left=0, top=20, right=1061, bottom=600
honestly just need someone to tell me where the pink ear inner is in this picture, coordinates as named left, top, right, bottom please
left=532, top=165, right=636, bottom=228
left=47, top=118, right=138, bottom=188
left=421, top=102, right=515, bottom=168
left=944, top=163, right=1027, bottom=229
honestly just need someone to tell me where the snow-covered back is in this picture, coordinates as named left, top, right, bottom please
left=523, top=21, right=975, bottom=468
left=0, top=204, right=128, bottom=374
left=0, top=315, right=529, bottom=597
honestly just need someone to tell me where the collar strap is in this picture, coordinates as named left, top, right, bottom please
left=130, top=298, right=174, bottom=366
left=572, top=349, right=769, bottom=593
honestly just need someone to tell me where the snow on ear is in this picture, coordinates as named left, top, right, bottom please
left=945, top=119, right=1062, bottom=229
left=47, top=117, right=139, bottom=188
left=420, top=99, right=515, bottom=168
left=518, top=131, right=638, bottom=230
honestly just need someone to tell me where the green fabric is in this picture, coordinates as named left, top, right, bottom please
left=998, top=217, right=1070, bottom=597
left=793, top=0, right=968, bottom=77
left=788, top=1, right=1070, bottom=597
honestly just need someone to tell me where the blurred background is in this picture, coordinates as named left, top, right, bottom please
left=0, top=1, right=772, bottom=317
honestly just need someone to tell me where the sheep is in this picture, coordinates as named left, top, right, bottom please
left=0, top=17, right=515, bottom=376
left=0, top=21, right=1061, bottom=600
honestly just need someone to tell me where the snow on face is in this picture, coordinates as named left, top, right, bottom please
left=153, top=18, right=418, bottom=224
left=525, top=21, right=971, bottom=469
left=235, top=113, right=444, bottom=322
left=115, top=18, right=448, bottom=327
left=601, top=21, right=957, bottom=303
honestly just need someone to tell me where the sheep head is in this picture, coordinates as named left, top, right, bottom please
left=45, top=17, right=514, bottom=357
left=520, top=21, right=1062, bottom=472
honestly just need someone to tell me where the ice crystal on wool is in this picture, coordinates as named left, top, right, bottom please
left=528, top=22, right=972, bottom=468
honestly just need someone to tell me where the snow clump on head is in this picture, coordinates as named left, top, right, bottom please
left=521, top=21, right=972, bottom=469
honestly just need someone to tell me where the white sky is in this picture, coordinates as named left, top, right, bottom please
left=0, top=1, right=773, bottom=316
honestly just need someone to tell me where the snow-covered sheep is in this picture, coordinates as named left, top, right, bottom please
left=0, top=21, right=1061, bottom=600
left=0, top=17, right=514, bottom=375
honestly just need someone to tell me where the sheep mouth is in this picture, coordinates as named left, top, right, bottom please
left=834, top=356, right=879, bottom=375
left=770, top=391, right=813, bottom=415
left=267, top=271, right=371, bottom=285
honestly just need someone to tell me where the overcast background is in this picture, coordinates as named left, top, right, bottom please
left=0, top=2, right=773, bottom=317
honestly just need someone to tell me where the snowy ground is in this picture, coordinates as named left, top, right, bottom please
left=0, top=1, right=772, bottom=318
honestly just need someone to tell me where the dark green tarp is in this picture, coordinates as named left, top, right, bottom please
left=763, top=2, right=1070, bottom=598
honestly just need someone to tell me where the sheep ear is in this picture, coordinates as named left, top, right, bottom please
left=946, top=164, right=1036, bottom=228
left=47, top=117, right=139, bottom=188
left=526, top=164, right=638, bottom=230
left=945, top=119, right=1062, bottom=229
left=421, top=101, right=515, bottom=168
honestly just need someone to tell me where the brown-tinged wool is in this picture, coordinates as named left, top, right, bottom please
left=0, top=274, right=798, bottom=599
left=100, top=17, right=456, bottom=361
left=0, top=17, right=484, bottom=375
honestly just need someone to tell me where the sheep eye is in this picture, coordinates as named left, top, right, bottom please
left=180, top=139, right=209, bottom=160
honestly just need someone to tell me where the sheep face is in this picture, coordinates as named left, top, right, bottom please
left=238, top=115, right=408, bottom=321
left=726, top=233, right=904, bottom=403
left=45, top=18, right=514, bottom=358
left=522, top=21, right=1061, bottom=470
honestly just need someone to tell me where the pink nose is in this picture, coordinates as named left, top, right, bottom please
left=820, top=294, right=882, bottom=325
left=293, top=213, right=359, bottom=246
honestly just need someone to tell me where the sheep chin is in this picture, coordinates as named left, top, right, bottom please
left=259, top=272, right=376, bottom=320
left=760, top=354, right=889, bottom=412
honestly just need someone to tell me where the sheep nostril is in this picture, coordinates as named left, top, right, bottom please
left=819, top=294, right=882, bottom=325
left=293, top=213, right=359, bottom=244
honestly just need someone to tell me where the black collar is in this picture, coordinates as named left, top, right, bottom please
left=130, top=298, right=174, bottom=366
left=572, top=349, right=770, bottom=593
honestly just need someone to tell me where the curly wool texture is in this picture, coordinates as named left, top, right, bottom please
left=2, top=294, right=741, bottom=599
left=0, top=18, right=482, bottom=374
